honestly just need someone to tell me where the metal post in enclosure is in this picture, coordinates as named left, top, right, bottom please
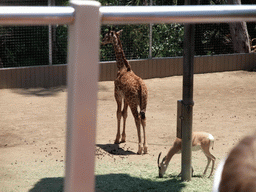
left=148, top=0, right=153, bottom=59
left=48, top=0, right=55, bottom=65
left=179, top=0, right=196, bottom=182
left=64, top=1, right=100, bottom=192
left=181, top=3, right=195, bottom=180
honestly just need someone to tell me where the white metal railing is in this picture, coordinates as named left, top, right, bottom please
left=1, top=5, right=256, bottom=25
left=0, top=6, right=74, bottom=25
left=1, top=2, right=256, bottom=192
left=100, top=5, right=256, bottom=24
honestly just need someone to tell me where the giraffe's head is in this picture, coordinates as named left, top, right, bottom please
left=101, top=28, right=123, bottom=46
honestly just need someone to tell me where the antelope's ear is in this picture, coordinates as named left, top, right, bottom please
left=116, top=29, right=123, bottom=36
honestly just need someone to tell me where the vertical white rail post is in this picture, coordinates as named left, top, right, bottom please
left=65, top=1, right=101, bottom=192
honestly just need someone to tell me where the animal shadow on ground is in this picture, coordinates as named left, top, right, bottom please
left=168, top=174, right=203, bottom=178
left=29, top=177, right=102, bottom=192
left=29, top=177, right=64, bottom=192
left=96, top=173, right=186, bottom=192
left=97, top=144, right=136, bottom=155
left=13, top=87, right=65, bottom=97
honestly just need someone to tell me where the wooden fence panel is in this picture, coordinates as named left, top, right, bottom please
left=0, top=53, right=255, bottom=89
left=147, top=59, right=153, bottom=79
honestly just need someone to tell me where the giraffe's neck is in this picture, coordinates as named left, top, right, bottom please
left=113, top=38, right=130, bottom=71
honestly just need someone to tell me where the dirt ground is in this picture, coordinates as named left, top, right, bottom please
left=1, top=70, right=256, bottom=191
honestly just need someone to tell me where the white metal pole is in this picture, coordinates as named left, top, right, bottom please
left=100, top=5, right=256, bottom=24
left=0, top=7, right=74, bottom=25
left=65, top=1, right=101, bottom=192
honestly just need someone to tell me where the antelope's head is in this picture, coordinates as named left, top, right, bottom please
left=158, top=152, right=168, bottom=178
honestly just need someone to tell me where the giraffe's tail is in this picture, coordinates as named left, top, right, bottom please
left=139, top=84, right=148, bottom=120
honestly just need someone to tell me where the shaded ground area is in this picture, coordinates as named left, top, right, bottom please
left=1, top=71, right=256, bottom=191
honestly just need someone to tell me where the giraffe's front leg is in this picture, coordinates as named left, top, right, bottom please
left=115, top=92, right=122, bottom=144
left=115, top=110, right=122, bottom=144
left=120, top=100, right=128, bottom=143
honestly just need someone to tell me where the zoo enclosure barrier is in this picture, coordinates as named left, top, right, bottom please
left=0, top=0, right=68, bottom=68
left=0, top=1, right=256, bottom=68
left=1, top=2, right=256, bottom=191
left=0, top=52, right=255, bottom=89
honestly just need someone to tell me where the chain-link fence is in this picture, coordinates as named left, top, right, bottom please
left=0, top=0, right=255, bottom=67
left=100, top=0, right=256, bottom=61
left=0, top=0, right=68, bottom=68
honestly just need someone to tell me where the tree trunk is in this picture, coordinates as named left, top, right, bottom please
left=227, top=0, right=251, bottom=53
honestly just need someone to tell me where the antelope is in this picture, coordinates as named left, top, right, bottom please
left=158, top=132, right=215, bottom=178
left=213, top=132, right=256, bottom=192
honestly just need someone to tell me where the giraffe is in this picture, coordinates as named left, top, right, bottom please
left=102, top=28, right=148, bottom=155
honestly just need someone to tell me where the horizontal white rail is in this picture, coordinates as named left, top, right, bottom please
left=100, top=5, right=256, bottom=24
left=0, top=5, right=256, bottom=25
left=0, top=6, right=74, bottom=25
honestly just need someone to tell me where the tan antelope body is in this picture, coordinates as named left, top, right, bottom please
left=158, top=132, right=216, bottom=178
left=213, top=132, right=256, bottom=192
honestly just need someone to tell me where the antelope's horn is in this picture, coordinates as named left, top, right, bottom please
left=158, top=152, right=162, bottom=168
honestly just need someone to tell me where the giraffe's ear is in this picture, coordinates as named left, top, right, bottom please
left=116, top=29, right=123, bottom=36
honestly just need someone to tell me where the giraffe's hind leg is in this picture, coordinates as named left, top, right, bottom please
left=140, top=111, right=147, bottom=154
left=130, top=104, right=143, bottom=155
left=202, top=145, right=216, bottom=178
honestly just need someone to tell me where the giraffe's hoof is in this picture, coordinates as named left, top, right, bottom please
left=143, top=146, right=148, bottom=154
left=137, top=144, right=143, bottom=155
left=121, top=134, right=126, bottom=143
left=114, top=140, right=120, bottom=144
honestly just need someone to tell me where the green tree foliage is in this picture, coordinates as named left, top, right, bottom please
left=100, top=25, right=149, bottom=61
left=0, top=0, right=69, bottom=68
left=1, top=26, right=49, bottom=67
left=152, top=24, right=184, bottom=57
